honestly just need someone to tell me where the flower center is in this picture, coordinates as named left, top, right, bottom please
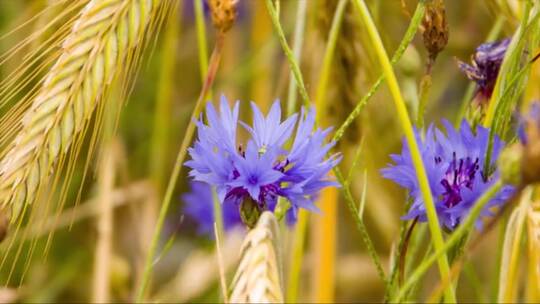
left=248, top=175, right=258, bottom=185
left=438, top=152, right=480, bottom=208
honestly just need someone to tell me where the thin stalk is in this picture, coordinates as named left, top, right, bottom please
left=311, top=0, right=347, bottom=301
left=334, top=167, right=386, bottom=282
left=284, top=1, right=309, bottom=302
left=93, top=111, right=117, bottom=303
left=135, top=34, right=226, bottom=301
left=286, top=210, right=308, bottom=303
left=286, top=0, right=307, bottom=116
left=150, top=1, right=180, bottom=193
left=352, top=1, right=455, bottom=302
left=195, top=0, right=209, bottom=83
left=212, top=187, right=224, bottom=242
left=264, top=0, right=310, bottom=108
left=314, top=0, right=348, bottom=120
left=417, top=74, right=432, bottom=129
left=492, top=214, right=509, bottom=302
left=394, top=180, right=503, bottom=302
left=332, top=1, right=425, bottom=142
left=483, top=3, right=532, bottom=128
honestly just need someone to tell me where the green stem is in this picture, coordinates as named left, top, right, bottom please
left=394, top=180, right=503, bottom=302
left=281, top=1, right=307, bottom=301
left=417, top=74, right=432, bottom=129
left=483, top=2, right=532, bottom=129
left=212, top=187, right=224, bottom=242
left=286, top=0, right=307, bottom=116
left=332, top=1, right=425, bottom=143
left=334, top=167, right=387, bottom=282
left=135, top=34, right=225, bottom=301
left=352, top=1, right=455, bottom=302
left=286, top=210, right=308, bottom=303
left=315, top=0, right=348, bottom=121
left=150, top=2, right=180, bottom=193
left=264, top=0, right=310, bottom=108
left=194, top=0, right=209, bottom=82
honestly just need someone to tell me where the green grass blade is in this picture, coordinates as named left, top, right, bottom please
left=352, top=1, right=455, bottom=302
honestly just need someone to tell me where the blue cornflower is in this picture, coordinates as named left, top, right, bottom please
left=182, top=181, right=243, bottom=235
left=185, top=95, right=341, bottom=226
left=382, top=120, right=514, bottom=230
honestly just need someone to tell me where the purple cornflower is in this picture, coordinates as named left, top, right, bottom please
left=185, top=95, right=341, bottom=226
left=182, top=181, right=243, bottom=235
left=382, top=120, right=514, bottom=231
left=458, top=38, right=510, bottom=100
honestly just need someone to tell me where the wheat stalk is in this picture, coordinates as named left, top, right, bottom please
left=527, top=199, right=540, bottom=301
left=229, top=211, right=284, bottom=303
left=0, top=0, right=161, bottom=223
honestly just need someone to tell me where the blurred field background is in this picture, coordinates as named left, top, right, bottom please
left=0, top=0, right=536, bottom=302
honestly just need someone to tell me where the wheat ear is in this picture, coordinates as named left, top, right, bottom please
left=0, top=0, right=161, bottom=222
left=229, top=211, right=284, bottom=303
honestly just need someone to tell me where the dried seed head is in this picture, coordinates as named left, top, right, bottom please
left=422, top=0, right=449, bottom=61
left=208, top=0, right=238, bottom=33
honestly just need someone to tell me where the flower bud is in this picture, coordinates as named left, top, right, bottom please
left=240, top=197, right=262, bottom=229
left=498, top=144, right=523, bottom=186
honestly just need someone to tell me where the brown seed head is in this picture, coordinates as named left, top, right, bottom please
left=208, top=0, right=238, bottom=33
left=422, top=0, right=449, bottom=61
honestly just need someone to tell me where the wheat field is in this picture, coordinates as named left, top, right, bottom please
left=0, top=0, right=538, bottom=303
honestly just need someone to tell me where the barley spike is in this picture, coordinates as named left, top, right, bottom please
left=0, top=0, right=161, bottom=222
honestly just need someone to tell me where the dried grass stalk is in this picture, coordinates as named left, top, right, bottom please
left=0, top=0, right=161, bottom=222
left=229, top=211, right=284, bottom=303
left=527, top=199, right=540, bottom=301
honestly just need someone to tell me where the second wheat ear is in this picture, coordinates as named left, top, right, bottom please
left=229, top=211, right=284, bottom=303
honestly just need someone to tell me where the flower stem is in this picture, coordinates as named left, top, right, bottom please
left=314, top=0, right=348, bottom=122
left=332, top=1, right=425, bottom=142
left=311, top=0, right=347, bottom=301
left=195, top=0, right=209, bottom=83
left=352, top=1, right=455, bottom=302
left=135, top=34, right=225, bottom=302
left=286, top=0, right=307, bottom=116
left=334, top=167, right=387, bottom=282
left=394, top=180, right=503, bottom=302
left=264, top=0, right=311, bottom=301
left=286, top=209, right=308, bottom=303
left=264, top=0, right=310, bottom=108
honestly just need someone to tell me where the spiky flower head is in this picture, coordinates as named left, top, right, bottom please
left=382, top=120, right=514, bottom=230
left=458, top=38, right=510, bottom=100
left=182, top=181, right=243, bottom=236
left=185, top=95, right=341, bottom=227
